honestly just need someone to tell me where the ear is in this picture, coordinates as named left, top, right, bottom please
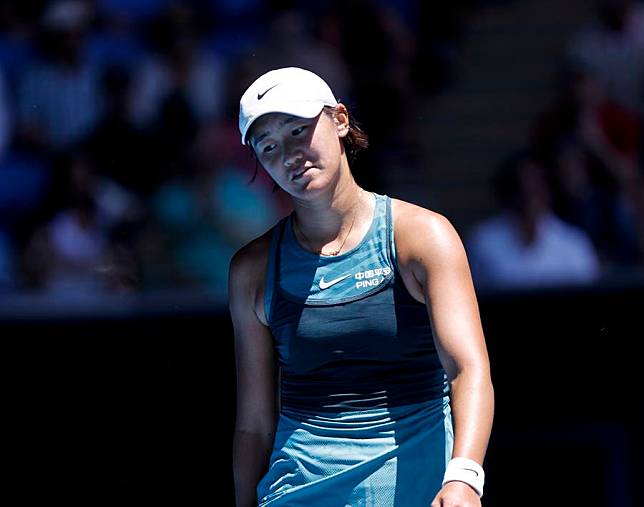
left=332, top=103, right=350, bottom=138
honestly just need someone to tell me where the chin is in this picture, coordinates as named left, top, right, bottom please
left=296, top=175, right=334, bottom=197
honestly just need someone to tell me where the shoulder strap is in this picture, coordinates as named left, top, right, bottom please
left=264, top=217, right=287, bottom=325
left=385, top=195, right=399, bottom=271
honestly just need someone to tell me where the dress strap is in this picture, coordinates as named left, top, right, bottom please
left=264, top=217, right=287, bottom=324
left=385, top=195, right=400, bottom=272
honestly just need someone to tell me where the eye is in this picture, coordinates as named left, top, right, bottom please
left=292, top=125, right=307, bottom=136
left=262, top=143, right=276, bottom=154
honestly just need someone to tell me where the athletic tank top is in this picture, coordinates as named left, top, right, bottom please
left=265, top=193, right=449, bottom=414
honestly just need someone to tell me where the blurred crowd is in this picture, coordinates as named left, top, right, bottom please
left=0, top=0, right=643, bottom=300
left=466, top=0, right=644, bottom=291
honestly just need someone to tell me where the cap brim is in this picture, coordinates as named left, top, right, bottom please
left=242, top=101, right=327, bottom=145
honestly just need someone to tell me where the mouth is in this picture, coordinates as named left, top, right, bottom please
left=292, top=166, right=313, bottom=181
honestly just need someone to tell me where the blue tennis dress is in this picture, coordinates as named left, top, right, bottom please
left=258, top=193, right=454, bottom=506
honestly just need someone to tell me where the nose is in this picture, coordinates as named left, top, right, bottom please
left=283, top=147, right=303, bottom=168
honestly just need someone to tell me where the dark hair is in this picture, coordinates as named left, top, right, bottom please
left=322, top=105, right=369, bottom=163
left=247, top=104, right=369, bottom=188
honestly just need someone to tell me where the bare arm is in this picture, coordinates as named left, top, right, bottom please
left=229, top=237, right=278, bottom=507
left=394, top=202, right=494, bottom=505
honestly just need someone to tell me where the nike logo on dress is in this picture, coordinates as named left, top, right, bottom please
left=257, top=84, right=279, bottom=100
left=463, top=468, right=479, bottom=477
left=319, top=273, right=352, bottom=290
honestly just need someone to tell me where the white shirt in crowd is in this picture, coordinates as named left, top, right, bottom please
left=466, top=211, right=601, bottom=290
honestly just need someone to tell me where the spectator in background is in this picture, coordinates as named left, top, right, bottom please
left=194, top=120, right=284, bottom=239
left=147, top=120, right=281, bottom=297
left=532, top=64, right=644, bottom=269
left=566, top=0, right=644, bottom=114
left=1, top=60, right=50, bottom=254
left=83, top=64, right=154, bottom=196
left=125, top=3, right=228, bottom=191
left=533, top=64, right=640, bottom=166
left=548, top=137, right=643, bottom=270
left=21, top=150, right=142, bottom=296
left=316, top=0, right=418, bottom=192
left=16, top=0, right=103, bottom=151
left=146, top=86, right=200, bottom=190
left=129, top=3, right=227, bottom=128
left=318, top=0, right=416, bottom=139
left=466, top=150, right=601, bottom=291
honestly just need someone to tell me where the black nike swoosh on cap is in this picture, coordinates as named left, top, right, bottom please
left=257, top=84, right=279, bottom=100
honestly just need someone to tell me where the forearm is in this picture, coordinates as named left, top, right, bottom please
left=448, top=367, right=494, bottom=463
left=233, top=429, right=275, bottom=507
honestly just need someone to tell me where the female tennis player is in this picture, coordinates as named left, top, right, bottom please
left=229, top=67, right=494, bottom=507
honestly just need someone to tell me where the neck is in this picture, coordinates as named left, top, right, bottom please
left=510, top=208, right=545, bottom=246
left=292, top=162, right=364, bottom=242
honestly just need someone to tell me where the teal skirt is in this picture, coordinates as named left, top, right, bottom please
left=257, top=396, right=453, bottom=507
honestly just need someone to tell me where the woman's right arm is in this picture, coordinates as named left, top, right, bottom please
left=228, top=239, right=278, bottom=507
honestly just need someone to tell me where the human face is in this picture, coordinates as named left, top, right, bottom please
left=249, top=108, right=347, bottom=197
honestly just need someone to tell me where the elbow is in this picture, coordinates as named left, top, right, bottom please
left=448, top=361, right=493, bottom=392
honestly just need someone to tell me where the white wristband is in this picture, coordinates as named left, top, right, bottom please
left=442, top=457, right=485, bottom=497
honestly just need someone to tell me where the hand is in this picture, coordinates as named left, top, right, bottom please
left=431, top=480, right=481, bottom=507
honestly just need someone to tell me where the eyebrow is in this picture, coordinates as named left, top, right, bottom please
left=253, top=116, right=300, bottom=145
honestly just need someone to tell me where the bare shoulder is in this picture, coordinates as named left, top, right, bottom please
left=228, top=226, right=276, bottom=325
left=390, top=198, right=463, bottom=261
left=390, top=198, right=475, bottom=305
left=229, top=227, right=273, bottom=286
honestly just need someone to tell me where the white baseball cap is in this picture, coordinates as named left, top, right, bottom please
left=239, top=67, right=338, bottom=145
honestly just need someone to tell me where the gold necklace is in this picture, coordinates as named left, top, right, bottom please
left=294, top=191, right=362, bottom=256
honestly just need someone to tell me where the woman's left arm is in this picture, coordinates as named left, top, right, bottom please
left=395, top=204, right=494, bottom=505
